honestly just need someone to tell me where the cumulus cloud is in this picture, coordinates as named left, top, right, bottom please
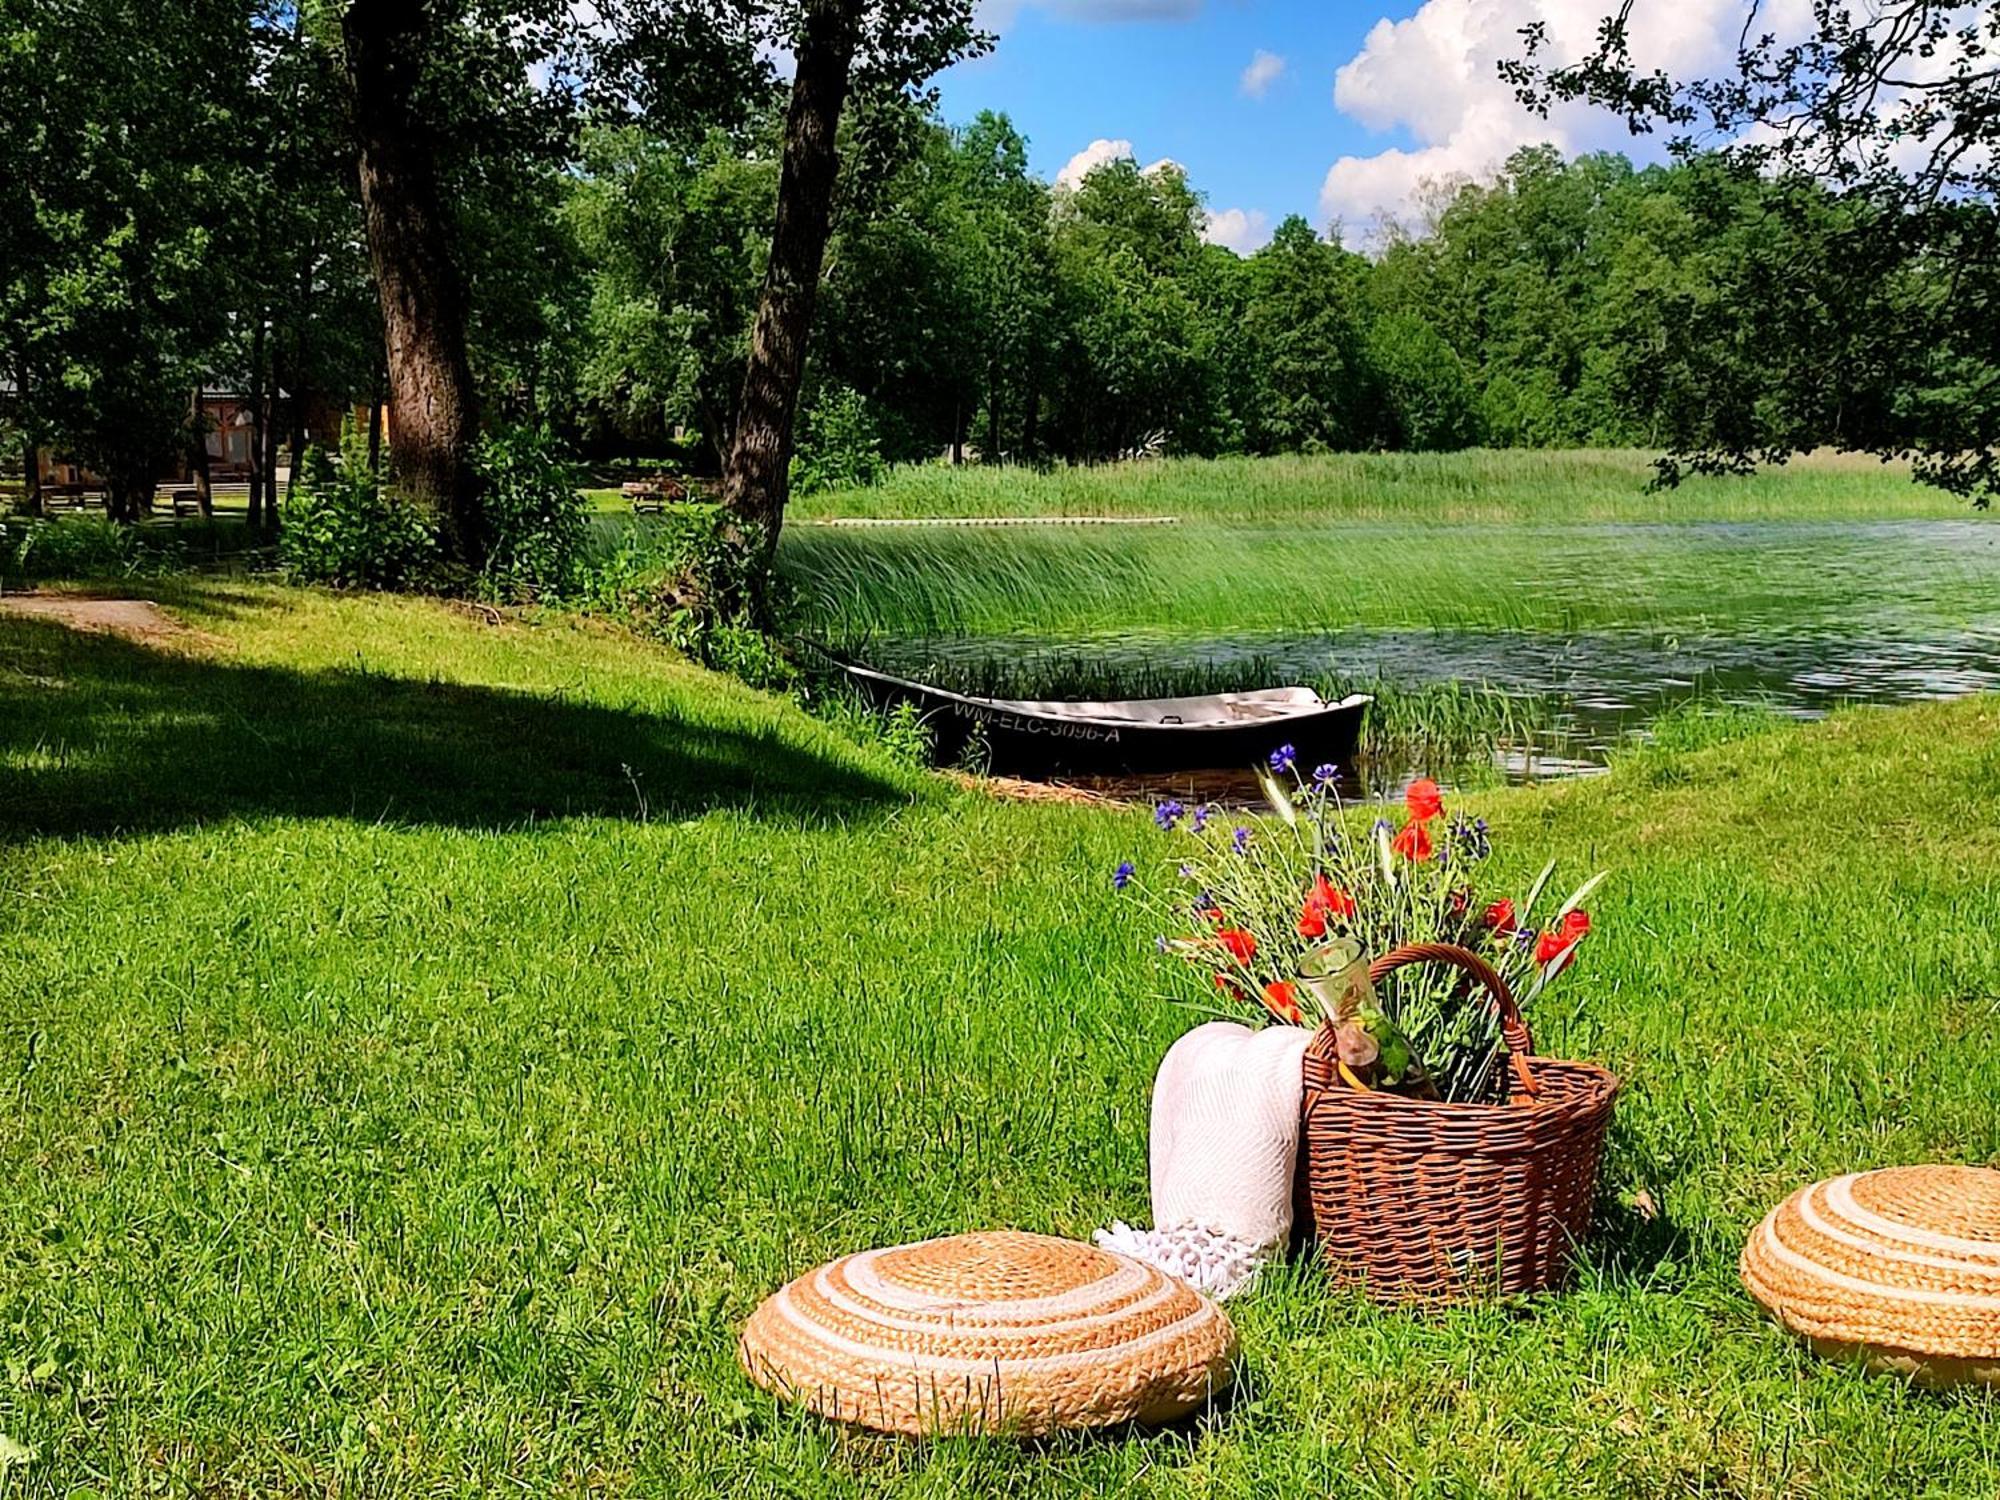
left=1203, top=207, right=1272, bottom=255
left=1054, top=138, right=1191, bottom=190
left=1319, top=0, right=1816, bottom=243
left=1057, top=137, right=1137, bottom=188
left=1240, top=49, right=1286, bottom=99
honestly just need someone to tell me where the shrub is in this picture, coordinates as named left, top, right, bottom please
left=790, top=384, right=886, bottom=497
left=280, top=428, right=440, bottom=590
left=0, top=514, right=139, bottom=581
left=578, top=509, right=798, bottom=690
left=1365, top=314, right=1483, bottom=452
left=473, top=427, right=587, bottom=601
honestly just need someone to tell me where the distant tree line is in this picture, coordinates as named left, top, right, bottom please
left=5, top=0, right=1996, bottom=568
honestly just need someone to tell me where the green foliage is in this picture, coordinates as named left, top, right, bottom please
left=280, top=432, right=441, bottom=592
left=471, top=427, right=588, bottom=601
left=789, top=385, right=887, bottom=496
left=0, top=515, right=140, bottom=581
left=1366, top=314, right=1483, bottom=452
left=581, top=513, right=798, bottom=690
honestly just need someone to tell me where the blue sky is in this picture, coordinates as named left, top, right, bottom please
left=932, top=0, right=1742, bottom=251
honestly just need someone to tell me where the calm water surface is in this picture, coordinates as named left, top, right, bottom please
left=860, top=519, right=2000, bottom=779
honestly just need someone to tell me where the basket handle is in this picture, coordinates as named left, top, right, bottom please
left=1367, top=941, right=1540, bottom=1098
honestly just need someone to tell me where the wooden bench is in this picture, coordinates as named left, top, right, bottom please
left=171, top=488, right=205, bottom=517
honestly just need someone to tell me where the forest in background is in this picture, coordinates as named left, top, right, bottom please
left=5, top=2, right=1978, bottom=501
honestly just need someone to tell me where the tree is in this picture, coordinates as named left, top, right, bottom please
left=1509, top=0, right=2000, bottom=502
left=1, top=0, right=247, bottom=519
left=340, top=0, right=486, bottom=560
left=719, top=0, right=987, bottom=591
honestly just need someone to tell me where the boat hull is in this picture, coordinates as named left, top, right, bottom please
left=838, top=666, right=1369, bottom=777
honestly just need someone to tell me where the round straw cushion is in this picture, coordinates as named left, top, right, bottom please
left=738, top=1230, right=1237, bottom=1436
left=1740, top=1165, right=2000, bottom=1386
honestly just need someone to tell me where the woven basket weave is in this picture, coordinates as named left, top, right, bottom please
left=738, top=1230, right=1237, bottom=1436
left=1300, top=941, right=1619, bottom=1303
left=1741, top=1165, right=2000, bottom=1386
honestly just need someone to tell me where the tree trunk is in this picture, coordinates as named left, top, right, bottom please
left=246, top=318, right=267, bottom=527
left=343, top=0, right=484, bottom=564
left=720, top=0, right=861, bottom=585
left=1021, top=372, right=1040, bottom=460
left=189, top=386, right=214, bottom=517
left=368, top=359, right=386, bottom=472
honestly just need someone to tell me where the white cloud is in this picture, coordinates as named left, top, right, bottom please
left=1203, top=207, right=1272, bottom=254
left=1240, top=49, right=1286, bottom=99
left=1057, top=137, right=1136, bottom=188
left=1318, top=0, right=1817, bottom=244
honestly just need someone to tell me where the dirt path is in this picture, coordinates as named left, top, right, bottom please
left=0, top=595, right=189, bottom=644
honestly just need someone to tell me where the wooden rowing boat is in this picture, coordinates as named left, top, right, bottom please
left=836, top=662, right=1371, bottom=777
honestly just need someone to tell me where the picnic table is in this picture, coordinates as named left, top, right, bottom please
left=624, top=476, right=692, bottom=514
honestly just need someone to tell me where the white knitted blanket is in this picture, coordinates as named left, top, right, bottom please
left=1095, top=1021, right=1310, bottom=1300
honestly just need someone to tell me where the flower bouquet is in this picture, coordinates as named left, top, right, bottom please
left=1114, top=750, right=1621, bottom=1301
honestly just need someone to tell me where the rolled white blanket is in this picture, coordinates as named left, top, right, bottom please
left=1094, top=1021, right=1311, bottom=1299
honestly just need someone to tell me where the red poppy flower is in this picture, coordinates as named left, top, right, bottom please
left=1311, top=875, right=1355, bottom=918
left=1198, top=906, right=1225, bottom=926
left=1484, top=898, right=1516, bottom=933
left=1404, top=778, right=1443, bottom=822
left=1213, top=972, right=1248, bottom=1002
left=1297, top=875, right=1354, bottom=937
left=1261, top=981, right=1302, bottom=1024
left=1535, top=909, right=1591, bottom=964
left=1390, top=820, right=1433, bottom=862
left=1216, top=926, right=1257, bottom=965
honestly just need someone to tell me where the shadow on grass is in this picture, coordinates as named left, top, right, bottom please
left=0, top=615, right=909, bottom=838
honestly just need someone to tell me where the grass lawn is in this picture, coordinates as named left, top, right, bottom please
left=3, top=584, right=1999, bottom=1494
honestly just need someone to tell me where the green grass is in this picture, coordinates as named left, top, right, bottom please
left=791, top=448, right=1966, bottom=524
left=3, top=583, right=1999, bottom=1493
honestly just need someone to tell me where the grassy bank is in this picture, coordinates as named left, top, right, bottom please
left=3, top=586, right=1998, bottom=1495
left=789, top=449, right=1961, bottom=524
left=778, top=450, right=1998, bottom=648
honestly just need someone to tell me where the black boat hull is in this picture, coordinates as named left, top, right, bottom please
left=839, top=666, right=1369, bottom=777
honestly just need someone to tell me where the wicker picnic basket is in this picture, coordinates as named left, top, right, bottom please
left=1299, top=941, right=1619, bottom=1303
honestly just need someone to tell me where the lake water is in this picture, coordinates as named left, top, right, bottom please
left=843, top=518, right=2000, bottom=781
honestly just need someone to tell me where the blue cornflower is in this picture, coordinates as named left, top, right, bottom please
left=1232, top=826, right=1252, bottom=853
left=1311, top=763, right=1341, bottom=787
left=1178, top=863, right=1196, bottom=878
left=1451, top=816, right=1492, bottom=860
left=1190, top=803, right=1212, bottom=833
left=1155, top=934, right=1171, bottom=953
left=1269, top=743, right=1297, bottom=773
left=1372, top=817, right=1393, bottom=837
left=1113, top=860, right=1136, bottom=890
left=1154, top=799, right=1186, bottom=832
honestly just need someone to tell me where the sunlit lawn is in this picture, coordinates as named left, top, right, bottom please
left=2, top=583, right=1997, bottom=1494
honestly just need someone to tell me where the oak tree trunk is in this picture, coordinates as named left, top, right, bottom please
left=721, top=0, right=861, bottom=586
left=343, top=0, right=484, bottom=564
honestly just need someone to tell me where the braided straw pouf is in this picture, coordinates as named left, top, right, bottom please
left=1740, top=1165, right=2000, bottom=1386
left=738, top=1230, right=1237, bottom=1436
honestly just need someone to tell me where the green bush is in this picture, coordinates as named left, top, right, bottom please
left=473, top=427, right=587, bottom=601
left=0, top=514, right=139, bottom=580
left=1366, top=315, right=1483, bottom=452
left=280, top=429, right=440, bottom=591
left=790, top=384, right=886, bottom=497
